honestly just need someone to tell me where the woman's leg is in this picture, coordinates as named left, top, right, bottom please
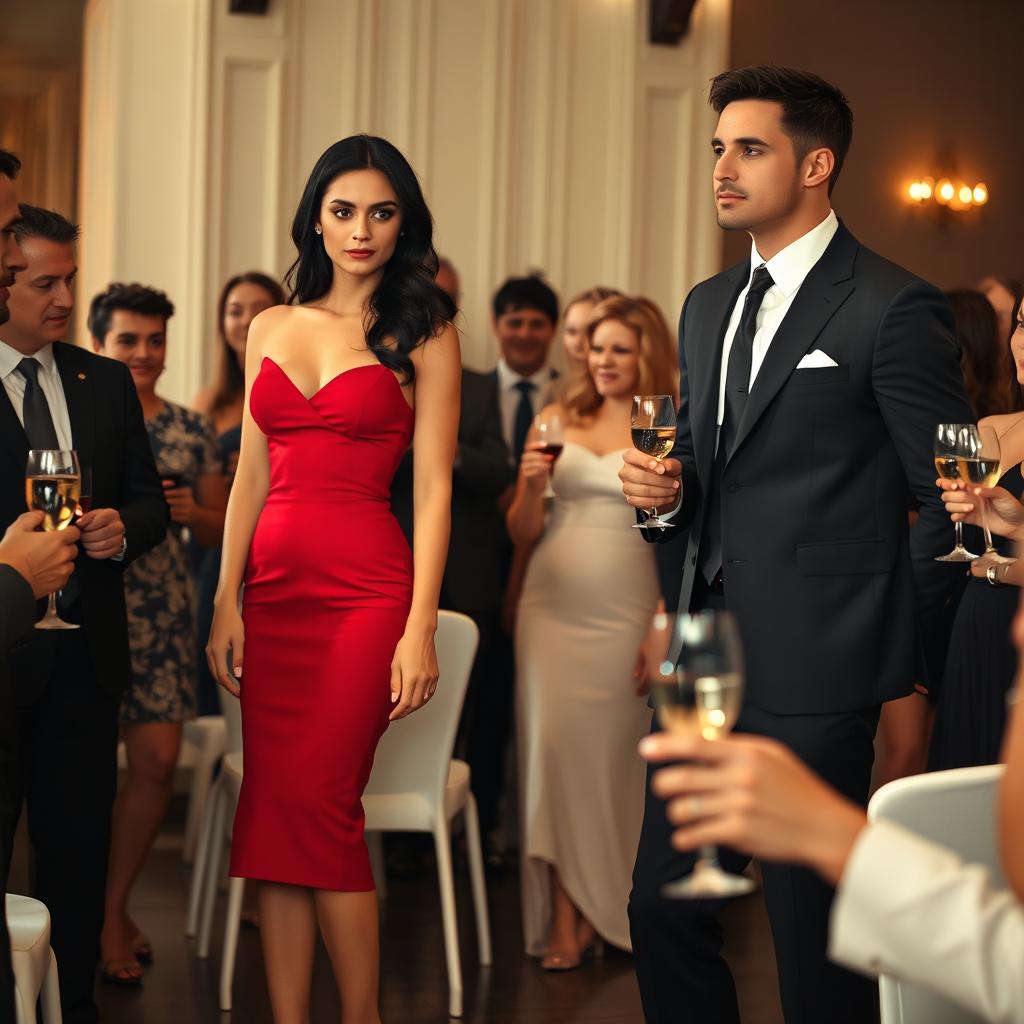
left=544, top=864, right=581, bottom=957
left=101, top=721, right=182, bottom=971
left=314, top=889, right=382, bottom=1024
left=259, top=882, right=318, bottom=1024
left=876, top=692, right=934, bottom=788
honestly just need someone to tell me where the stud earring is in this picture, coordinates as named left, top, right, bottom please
left=314, top=225, right=322, bottom=235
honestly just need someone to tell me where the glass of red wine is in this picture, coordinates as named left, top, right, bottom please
left=533, top=409, right=565, bottom=499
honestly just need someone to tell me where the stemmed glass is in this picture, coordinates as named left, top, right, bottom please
left=631, top=395, right=677, bottom=530
left=26, top=448, right=81, bottom=630
left=959, top=424, right=1009, bottom=561
left=647, top=608, right=754, bottom=898
left=933, top=423, right=979, bottom=561
left=533, top=409, right=565, bottom=499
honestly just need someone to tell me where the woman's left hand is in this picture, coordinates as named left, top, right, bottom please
left=389, top=627, right=440, bottom=721
left=970, top=551, right=1014, bottom=579
left=164, top=483, right=198, bottom=525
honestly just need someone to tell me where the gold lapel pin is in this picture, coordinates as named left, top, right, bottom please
left=77, top=372, right=86, bottom=380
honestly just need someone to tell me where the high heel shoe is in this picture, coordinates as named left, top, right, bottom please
left=541, top=946, right=582, bottom=971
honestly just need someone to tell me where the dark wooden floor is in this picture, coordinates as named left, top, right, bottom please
left=92, top=824, right=785, bottom=1023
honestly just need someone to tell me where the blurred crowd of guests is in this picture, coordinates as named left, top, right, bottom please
left=2, top=128, right=1023, bottom=1018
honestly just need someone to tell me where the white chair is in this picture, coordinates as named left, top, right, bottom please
left=6, top=893, right=61, bottom=1024
left=185, top=679, right=242, bottom=938
left=363, top=610, right=491, bottom=1019
left=181, top=715, right=228, bottom=863
left=868, top=763, right=1006, bottom=1024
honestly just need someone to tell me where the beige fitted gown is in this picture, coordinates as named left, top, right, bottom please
left=516, top=441, right=659, bottom=955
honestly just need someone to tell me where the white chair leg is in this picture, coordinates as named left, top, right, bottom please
left=198, top=789, right=227, bottom=958
left=219, top=876, right=245, bottom=1011
left=41, top=947, right=62, bottom=1024
left=184, top=739, right=221, bottom=864
left=187, top=777, right=221, bottom=936
left=366, top=830, right=387, bottom=901
left=432, top=818, right=463, bottom=1019
left=13, top=983, right=28, bottom=1024
left=463, top=794, right=492, bottom=964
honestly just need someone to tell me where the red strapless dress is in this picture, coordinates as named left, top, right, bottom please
left=230, top=356, right=413, bottom=890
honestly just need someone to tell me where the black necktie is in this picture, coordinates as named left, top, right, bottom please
left=698, top=265, right=775, bottom=585
left=512, top=380, right=536, bottom=462
left=16, top=357, right=60, bottom=450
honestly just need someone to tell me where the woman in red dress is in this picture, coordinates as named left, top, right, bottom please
left=207, top=135, right=459, bottom=1023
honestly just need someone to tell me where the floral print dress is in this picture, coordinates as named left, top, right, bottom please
left=121, top=401, right=220, bottom=724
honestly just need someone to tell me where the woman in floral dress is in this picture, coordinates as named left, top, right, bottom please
left=88, top=283, right=228, bottom=984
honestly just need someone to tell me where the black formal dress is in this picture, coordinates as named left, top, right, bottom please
left=0, top=342, right=167, bottom=1024
left=391, top=368, right=514, bottom=837
left=0, top=564, right=35, bottom=1024
left=630, top=221, right=971, bottom=1024
left=929, top=462, right=1023, bottom=770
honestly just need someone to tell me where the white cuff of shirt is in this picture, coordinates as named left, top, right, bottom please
left=829, top=818, right=1024, bottom=1023
left=655, top=489, right=685, bottom=522
left=110, top=534, right=127, bottom=562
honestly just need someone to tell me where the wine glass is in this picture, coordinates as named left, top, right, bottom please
left=631, top=395, right=677, bottom=530
left=933, top=423, right=979, bottom=561
left=958, top=424, right=1009, bottom=561
left=26, top=448, right=81, bottom=630
left=533, top=409, right=565, bottom=499
left=647, top=608, right=754, bottom=898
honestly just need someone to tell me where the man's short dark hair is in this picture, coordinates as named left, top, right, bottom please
left=88, top=283, right=175, bottom=341
left=708, top=65, right=853, bottom=194
left=13, top=204, right=79, bottom=245
left=492, top=273, right=559, bottom=324
left=0, top=150, right=21, bottom=180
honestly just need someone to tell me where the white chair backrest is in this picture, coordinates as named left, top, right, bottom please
left=868, top=763, right=1006, bottom=1024
left=216, top=678, right=244, bottom=756
left=364, top=610, right=478, bottom=803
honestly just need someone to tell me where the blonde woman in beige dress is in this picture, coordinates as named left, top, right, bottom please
left=508, top=294, right=678, bottom=969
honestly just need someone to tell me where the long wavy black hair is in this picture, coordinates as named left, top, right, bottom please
left=284, top=135, right=455, bottom=383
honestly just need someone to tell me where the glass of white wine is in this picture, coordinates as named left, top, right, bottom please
left=631, top=395, right=677, bottom=530
left=26, top=448, right=81, bottom=630
left=958, top=424, right=1008, bottom=560
left=648, top=608, right=754, bottom=898
left=933, top=423, right=979, bottom=561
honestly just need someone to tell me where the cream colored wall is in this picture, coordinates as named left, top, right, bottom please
left=79, top=0, right=730, bottom=404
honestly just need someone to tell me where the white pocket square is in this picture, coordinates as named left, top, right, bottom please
left=796, top=349, right=839, bottom=369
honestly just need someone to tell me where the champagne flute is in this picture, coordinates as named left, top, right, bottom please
left=533, top=409, right=565, bottom=499
left=958, top=424, right=1009, bottom=561
left=648, top=608, right=754, bottom=898
left=26, top=448, right=81, bottom=630
left=631, top=395, right=677, bottom=530
left=933, top=423, right=979, bottom=561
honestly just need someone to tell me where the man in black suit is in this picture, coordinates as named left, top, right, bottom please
left=391, top=259, right=516, bottom=869
left=0, top=194, right=167, bottom=1024
left=0, top=513, right=80, bottom=1024
left=620, top=68, right=971, bottom=1023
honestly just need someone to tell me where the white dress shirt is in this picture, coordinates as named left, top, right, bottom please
left=495, top=357, right=557, bottom=453
left=715, top=208, right=839, bottom=428
left=830, top=818, right=1024, bottom=1023
left=0, top=339, right=74, bottom=450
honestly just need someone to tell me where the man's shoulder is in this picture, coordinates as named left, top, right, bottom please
left=850, top=239, right=937, bottom=299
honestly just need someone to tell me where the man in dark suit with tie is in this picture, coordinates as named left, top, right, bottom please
left=619, top=68, right=971, bottom=1023
left=0, top=189, right=167, bottom=1024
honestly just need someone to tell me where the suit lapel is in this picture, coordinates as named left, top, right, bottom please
left=727, top=225, right=858, bottom=464
left=0, top=385, right=28, bottom=474
left=689, top=264, right=747, bottom=484
left=54, top=343, right=96, bottom=470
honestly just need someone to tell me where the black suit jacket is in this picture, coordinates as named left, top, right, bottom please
left=0, top=342, right=168, bottom=703
left=660, top=222, right=971, bottom=714
left=391, top=368, right=514, bottom=612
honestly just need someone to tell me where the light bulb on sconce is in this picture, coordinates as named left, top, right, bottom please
left=906, top=175, right=990, bottom=211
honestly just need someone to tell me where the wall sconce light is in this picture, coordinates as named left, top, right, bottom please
left=906, top=176, right=989, bottom=211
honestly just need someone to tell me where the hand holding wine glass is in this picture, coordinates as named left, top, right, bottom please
left=958, top=424, right=1010, bottom=561
left=0, top=511, right=79, bottom=599
left=938, top=482, right=1024, bottom=541
left=630, top=395, right=678, bottom=530
left=644, top=608, right=754, bottom=898
left=532, top=408, right=565, bottom=499
left=932, top=423, right=978, bottom=561
left=25, top=448, right=81, bottom=630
